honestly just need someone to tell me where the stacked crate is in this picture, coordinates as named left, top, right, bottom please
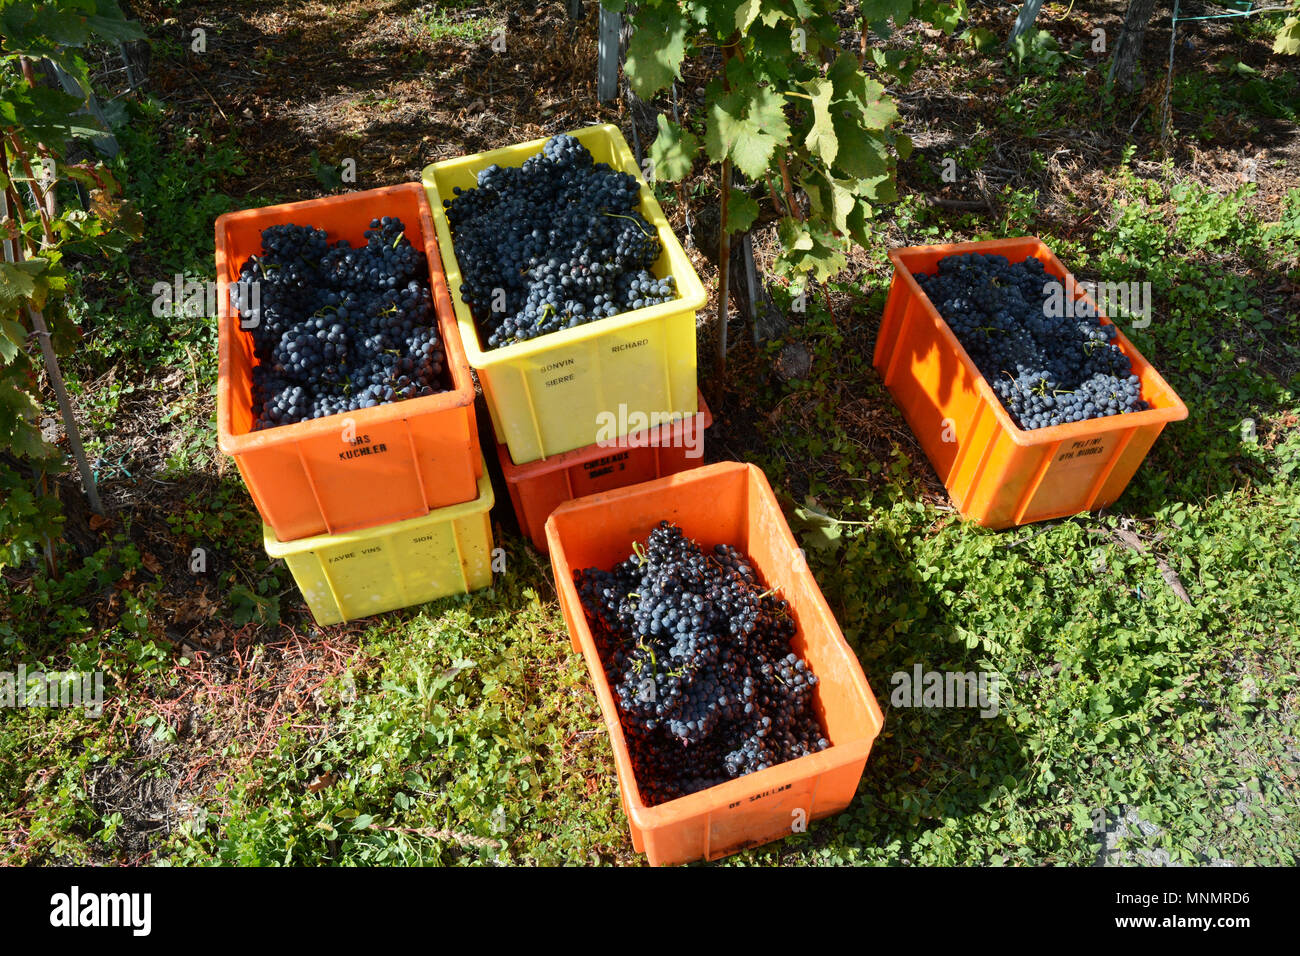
left=215, top=184, right=496, bottom=625
left=421, top=125, right=710, bottom=550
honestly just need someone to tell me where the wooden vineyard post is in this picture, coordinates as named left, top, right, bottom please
left=1007, top=0, right=1046, bottom=46
left=598, top=7, right=621, bottom=103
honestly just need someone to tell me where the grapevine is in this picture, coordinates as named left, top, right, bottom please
left=614, top=0, right=966, bottom=305
left=1, top=0, right=144, bottom=568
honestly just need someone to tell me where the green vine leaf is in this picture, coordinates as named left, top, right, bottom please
left=705, top=84, right=790, bottom=181
left=0, top=379, right=52, bottom=460
left=86, top=13, right=146, bottom=42
left=6, top=85, right=106, bottom=148
left=827, top=52, right=889, bottom=119
left=776, top=218, right=847, bottom=283
left=857, top=171, right=897, bottom=204
left=845, top=196, right=873, bottom=247
left=895, top=132, right=914, bottom=161
left=735, top=0, right=762, bottom=32
left=816, top=175, right=859, bottom=234
left=868, top=46, right=921, bottom=83
left=726, top=189, right=760, bottom=233
left=0, top=261, right=46, bottom=311
left=961, top=26, right=999, bottom=52
left=778, top=217, right=814, bottom=252
left=827, top=57, right=900, bottom=131
left=860, top=0, right=916, bottom=30
left=0, top=0, right=140, bottom=559
left=861, top=91, right=901, bottom=131
left=750, top=21, right=799, bottom=78
left=1275, top=17, right=1300, bottom=55
left=918, top=0, right=967, bottom=34
left=624, top=4, right=689, bottom=99
left=648, top=115, right=700, bottom=184
left=830, top=115, right=891, bottom=180
left=621, top=2, right=912, bottom=286
left=803, top=76, right=837, bottom=168
left=0, top=319, right=26, bottom=365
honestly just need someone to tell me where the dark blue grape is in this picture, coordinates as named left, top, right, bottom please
left=443, top=135, right=676, bottom=350
left=240, top=218, right=449, bottom=430
left=914, top=253, right=1148, bottom=429
left=575, top=522, right=826, bottom=807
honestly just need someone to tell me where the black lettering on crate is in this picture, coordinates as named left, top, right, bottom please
left=747, top=783, right=793, bottom=804
left=339, top=442, right=389, bottom=462
left=1056, top=436, right=1106, bottom=463
left=583, top=452, right=631, bottom=471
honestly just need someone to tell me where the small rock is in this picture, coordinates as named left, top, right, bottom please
left=776, top=342, right=812, bottom=382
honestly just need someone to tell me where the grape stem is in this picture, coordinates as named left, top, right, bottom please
left=600, top=211, right=653, bottom=238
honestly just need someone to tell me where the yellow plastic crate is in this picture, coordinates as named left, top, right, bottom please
left=264, top=471, right=495, bottom=625
left=422, top=124, right=705, bottom=465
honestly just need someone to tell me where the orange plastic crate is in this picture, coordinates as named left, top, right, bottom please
left=499, top=391, right=712, bottom=553
left=545, top=462, right=884, bottom=867
left=216, top=184, right=481, bottom=542
left=874, top=237, right=1188, bottom=529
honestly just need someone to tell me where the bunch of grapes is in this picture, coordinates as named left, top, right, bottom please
left=575, top=522, right=829, bottom=807
left=913, top=252, right=1149, bottom=430
left=443, top=134, right=678, bottom=349
left=231, top=217, right=450, bottom=430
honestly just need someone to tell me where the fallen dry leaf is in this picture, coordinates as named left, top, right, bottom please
left=307, top=772, right=337, bottom=793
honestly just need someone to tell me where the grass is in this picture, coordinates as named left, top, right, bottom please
left=420, top=2, right=500, bottom=44
left=169, top=563, right=632, bottom=866
left=1, top=3, right=1298, bottom=867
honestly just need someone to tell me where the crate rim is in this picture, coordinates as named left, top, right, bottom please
left=886, top=236, right=1189, bottom=448
left=215, top=182, right=477, bottom=454
left=421, top=122, right=709, bottom=369
left=545, top=461, right=884, bottom=831
left=497, top=389, right=713, bottom=476
left=262, top=467, right=494, bottom=556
